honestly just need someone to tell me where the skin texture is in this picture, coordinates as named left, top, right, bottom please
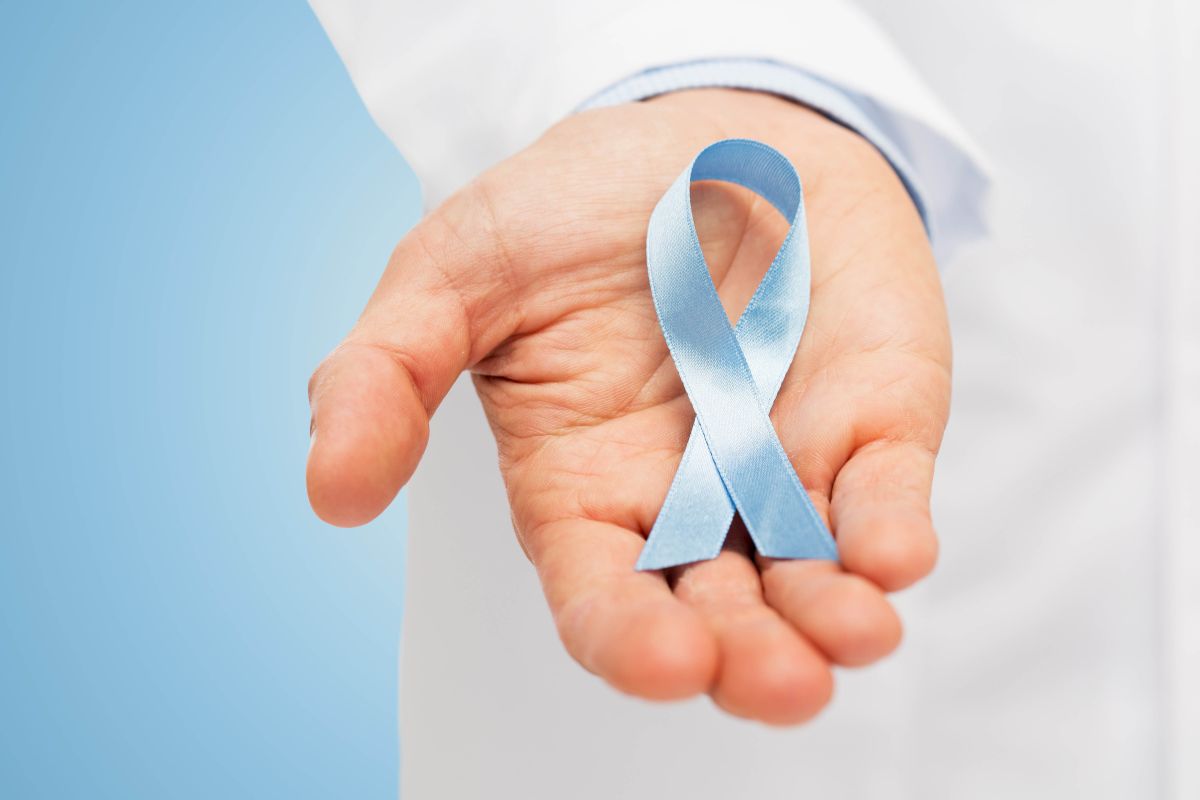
left=307, top=89, right=951, bottom=725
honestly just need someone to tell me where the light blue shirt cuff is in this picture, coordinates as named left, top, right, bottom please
left=576, top=57, right=936, bottom=243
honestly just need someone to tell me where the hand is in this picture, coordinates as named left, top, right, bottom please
left=307, top=89, right=950, bottom=725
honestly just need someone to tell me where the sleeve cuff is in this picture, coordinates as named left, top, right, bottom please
left=577, top=57, right=989, bottom=264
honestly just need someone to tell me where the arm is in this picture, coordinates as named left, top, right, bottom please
left=306, top=0, right=985, bottom=724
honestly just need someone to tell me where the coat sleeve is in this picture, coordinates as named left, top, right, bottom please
left=308, top=0, right=988, bottom=258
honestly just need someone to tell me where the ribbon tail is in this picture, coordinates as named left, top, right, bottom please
left=636, top=423, right=735, bottom=571
left=751, top=491, right=839, bottom=561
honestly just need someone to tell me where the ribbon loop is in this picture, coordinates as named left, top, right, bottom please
left=637, top=139, right=838, bottom=571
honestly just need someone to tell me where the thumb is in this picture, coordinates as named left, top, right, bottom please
left=307, top=184, right=520, bottom=526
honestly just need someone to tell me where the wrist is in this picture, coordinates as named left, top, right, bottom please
left=648, top=88, right=916, bottom=217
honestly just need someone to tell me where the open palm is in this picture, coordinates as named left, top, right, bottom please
left=307, top=89, right=950, bottom=725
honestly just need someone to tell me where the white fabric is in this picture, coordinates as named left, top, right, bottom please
left=308, top=1, right=1200, bottom=798
left=308, top=0, right=983, bottom=210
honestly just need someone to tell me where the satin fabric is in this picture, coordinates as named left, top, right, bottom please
left=638, top=139, right=837, bottom=569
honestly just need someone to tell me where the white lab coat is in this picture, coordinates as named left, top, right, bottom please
left=309, top=1, right=1200, bottom=797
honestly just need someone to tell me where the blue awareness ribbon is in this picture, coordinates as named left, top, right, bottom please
left=636, top=139, right=838, bottom=571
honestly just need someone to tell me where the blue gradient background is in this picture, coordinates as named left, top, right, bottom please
left=1, top=3, right=418, bottom=797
